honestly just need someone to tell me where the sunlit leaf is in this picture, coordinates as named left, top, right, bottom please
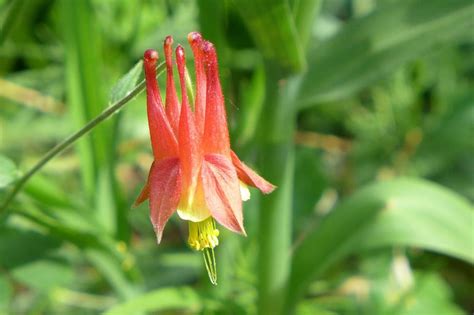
left=0, top=274, right=12, bottom=310
left=298, top=0, right=474, bottom=107
left=109, top=61, right=143, bottom=105
left=287, top=177, right=473, bottom=311
left=104, top=286, right=203, bottom=314
left=0, top=156, right=19, bottom=189
left=11, top=259, right=74, bottom=292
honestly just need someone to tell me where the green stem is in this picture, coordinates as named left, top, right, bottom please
left=0, top=63, right=165, bottom=214
left=257, top=62, right=298, bottom=315
left=292, top=0, right=323, bottom=51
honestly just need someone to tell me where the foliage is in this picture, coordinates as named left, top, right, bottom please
left=0, top=0, right=472, bottom=314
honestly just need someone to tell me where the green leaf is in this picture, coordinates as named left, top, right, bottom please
left=0, top=225, right=61, bottom=269
left=351, top=184, right=473, bottom=263
left=24, top=174, right=76, bottom=209
left=392, top=273, right=464, bottom=315
left=0, top=274, right=12, bottom=311
left=0, top=156, right=19, bottom=189
left=11, top=259, right=74, bottom=292
left=15, top=204, right=138, bottom=300
left=286, top=177, right=473, bottom=312
left=235, top=64, right=265, bottom=146
left=109, top=60, right=143, bottom=105
left=237, top=0, right=306, bottom=73
left=0, top=0, right=48, bottom=46
left=298, top=0, right=474, bottom=107
left=293, top=147, right=327, bottom=232
left=85, top=249, right=138, bottom=300
left=104, top=287, right=202, bottom=315
left=0, top=0, right=24, bottom=44
left=60, top=0, right=109, bottom=199
left=292, top=0, right=323, bottom=51
left=411, top=96, right=474, bottom=178
left=255, top=69, right=298, bottom=314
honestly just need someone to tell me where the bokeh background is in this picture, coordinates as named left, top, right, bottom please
left=0, top=0, right=473, bottom=314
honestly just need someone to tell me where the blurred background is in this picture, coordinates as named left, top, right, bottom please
left=0, top=0, right=473, bottom=314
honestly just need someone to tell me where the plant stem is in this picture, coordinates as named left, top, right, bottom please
left=0, top=63, right=165, bottom=214
left=292, top=0, right=323, bottom=51
left=257, top=62, right=298, bottom=315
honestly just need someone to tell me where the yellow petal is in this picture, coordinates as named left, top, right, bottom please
left=240, top=181, right=251, bottom=201
left=177, top=180, right=211, bottom=222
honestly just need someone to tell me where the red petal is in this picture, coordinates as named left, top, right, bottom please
left=201, top=154, right=246, bottom=235
left=176, top=45, right=201, bottom=189
left=148, top=157, right=182, bottom=243
left=230, top=150, right=276, bottom=194
left=201, top=42, right=231, bottom=156
left=188, top=32, right=206, bottom=135
left=143, top=49, right=178, bottom=160
left=133, top=162, right=153, bottom=207
left=134, top=182, right=149, bottom=207
left=164, top=36, right=180, bottom=135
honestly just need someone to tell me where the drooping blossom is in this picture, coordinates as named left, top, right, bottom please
left=135, top=32, right=275, bottom=283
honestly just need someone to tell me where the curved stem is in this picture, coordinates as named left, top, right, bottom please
left=0, top=62, right=165, bottom=214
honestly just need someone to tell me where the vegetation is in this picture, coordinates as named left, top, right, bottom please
left=0, top=0, right=472, bottom=314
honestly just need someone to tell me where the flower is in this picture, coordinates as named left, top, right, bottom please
left=134, top=32, right=275, bottom=284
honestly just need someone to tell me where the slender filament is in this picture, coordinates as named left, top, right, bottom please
left=203, top=247, right=217, bottom=285
left=188, top=217, right=219, bottom=285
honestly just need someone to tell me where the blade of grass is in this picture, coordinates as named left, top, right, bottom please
left=236, top=0, right=306, bottom=73
left=235, top=63, right=266, bottom=147
left=104, top=286, right=203, bottom=314
left=109, top=60, right=143, bottom=242
left=60, top=0, right=97, bottom=202
left=60, top=0, right=121, bottom=238
left=0, top=0, right=25, bottom=44
left=292, top=0, right=323, bottom=51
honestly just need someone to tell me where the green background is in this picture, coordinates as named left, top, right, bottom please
left=0, top=0, right=473, bottom=314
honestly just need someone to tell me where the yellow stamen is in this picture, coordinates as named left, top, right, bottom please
left=188, top=217, right=220, bottom=251
left=188, top=217, right=219, bottom=285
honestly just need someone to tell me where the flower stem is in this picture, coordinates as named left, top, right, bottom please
left=0, top=62, right=165, bottom=215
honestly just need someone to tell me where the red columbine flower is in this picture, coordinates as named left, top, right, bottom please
left=134, top=32, right=275, bottom=284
